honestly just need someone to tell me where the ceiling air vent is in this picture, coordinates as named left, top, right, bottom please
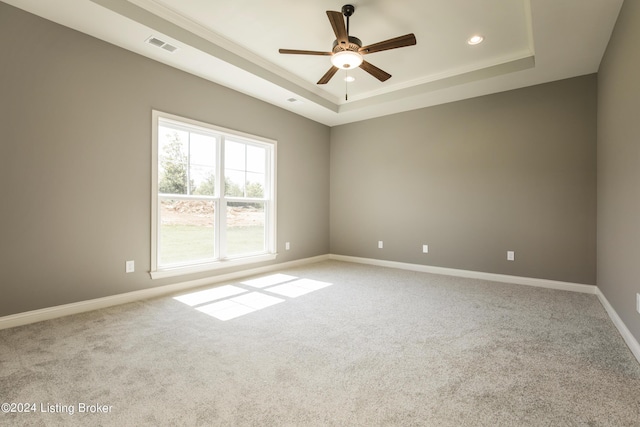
left=145, top=36, right=178, bottom=53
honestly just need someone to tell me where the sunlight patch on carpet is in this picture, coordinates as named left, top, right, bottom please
left=173, top=285, right=247, bottom=306
left=196, top=292, right=285, bottom=320
left=173, top=274, right=334, bottom=321
left=241, top=273, right=298, bottom=288
left=196, top=299, right=256, bottom=321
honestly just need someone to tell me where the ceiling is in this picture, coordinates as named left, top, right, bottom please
left=4, top=0, right=624, bottom=126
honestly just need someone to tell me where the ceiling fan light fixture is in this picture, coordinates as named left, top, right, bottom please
left=279, top=6, right=416, bottom=85
left=331, top=50, right=363, bottom=69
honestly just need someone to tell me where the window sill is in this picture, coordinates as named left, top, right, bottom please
left=149, top=253, right=277, bottom=280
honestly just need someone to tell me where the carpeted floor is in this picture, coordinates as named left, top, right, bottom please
left=1, top=260, right=639, bottom=426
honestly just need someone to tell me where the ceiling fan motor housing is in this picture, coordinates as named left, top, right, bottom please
left=333, top=36, right=362, bottom=53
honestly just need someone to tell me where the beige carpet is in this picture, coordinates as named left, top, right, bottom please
left=1, top=260, right=639, bottom=426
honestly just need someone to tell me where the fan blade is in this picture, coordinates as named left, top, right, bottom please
left=317, top=66, right=339, bottom=85
left=279, top=49, right=332, bottom=56
left=327, top=11, right=348, bottom=47
left=360, top=60, right=391, bottom=82
left=359, top=33, right=417, bottom=54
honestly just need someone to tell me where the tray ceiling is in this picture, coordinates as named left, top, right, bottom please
left=3, top=0, right=624, bottom=126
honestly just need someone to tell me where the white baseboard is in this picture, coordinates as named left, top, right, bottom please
left=329, top=254, right=596, bottom=294
left=595, top=288, right=640, bottom=363
left=0, top=254, right=329, bottom=330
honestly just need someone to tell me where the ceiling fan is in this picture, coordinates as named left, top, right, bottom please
left=279, top=4, right=417, bottom=85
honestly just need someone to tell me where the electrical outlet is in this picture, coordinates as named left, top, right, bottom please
left=125, top=260, right=135, bottom=273
left=422, top=244, right=429, bottom=253
left=507, top=251, right=515, bottom=261
left=285, top=242, right=290, bottom=251
left=378, top=241, right=383, bottom=249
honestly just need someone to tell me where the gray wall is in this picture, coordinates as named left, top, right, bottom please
left=6, top=1, right=634, bottom=346
left=331, top=75, right=597, bottom=285
left=597, top=0, right=640, bottom=342
left=0, top=3, right=330, bottom=317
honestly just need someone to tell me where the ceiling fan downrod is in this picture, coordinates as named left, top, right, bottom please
left=342, top=5, right=355, bottom=101
left=342, top=4, right=355, bottom=35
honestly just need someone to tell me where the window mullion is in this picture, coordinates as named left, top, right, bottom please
left=244, top=145, right=248, bottom=198
left=218, top=136, right=227, bottom=259
left=265, top=144, right=271, bottom=252
left=187, top=131, right=191, bottom=195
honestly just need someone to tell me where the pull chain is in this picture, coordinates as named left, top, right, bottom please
left=345, top=70, right=349, bottom=101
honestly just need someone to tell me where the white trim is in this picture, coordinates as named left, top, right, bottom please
left=151, top=110, right=160, bottom=273
left=595, top=288, right=640, bottom=364
left=0, top=254, right=329, bottom=331
left=150, top=253, right=277, bottom=279
left=155, top=111, right=277, bottom=146
left=269, top=140, right=277, bottom=257
left=330, top=254, right=596, bottom=294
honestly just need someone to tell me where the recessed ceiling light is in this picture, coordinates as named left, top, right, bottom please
left=344, top=76, right=356, bottom=82
left=467, top=35, right=484, bottom=45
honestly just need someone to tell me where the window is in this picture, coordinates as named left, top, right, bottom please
left=151, top=111, right=276, bottom=278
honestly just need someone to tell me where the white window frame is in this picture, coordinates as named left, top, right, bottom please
left=150, top=110, right=277, bottom=279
